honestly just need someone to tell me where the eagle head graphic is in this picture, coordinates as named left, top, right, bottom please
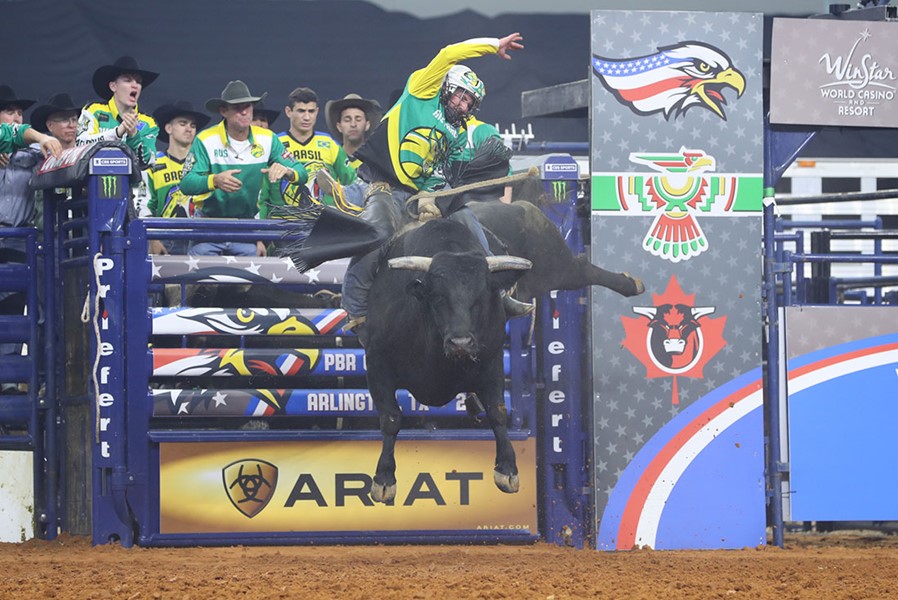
left=592, top=41, right=745, bottom=121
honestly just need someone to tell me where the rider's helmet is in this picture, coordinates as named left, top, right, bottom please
left=440, top=64, right=485, bottom=126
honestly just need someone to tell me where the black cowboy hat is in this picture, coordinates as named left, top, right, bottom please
left=92, top=56, right=159, bottom=100
left=205, top=80, right=267, bottom=113
left=31, top=93, right=81, bottom=133
left=325, top=93, right=381, bottom=142
left=0, top=84, right=36, bottom=112
left=252, top=101, right=280, bottom=129
left=153, top=100, right=211, bottom=143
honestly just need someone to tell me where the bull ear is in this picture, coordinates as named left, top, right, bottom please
left=407, top=278, right=427, bottom=300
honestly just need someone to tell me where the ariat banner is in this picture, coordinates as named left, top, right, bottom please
left=160, top=440, right=537, bottom=534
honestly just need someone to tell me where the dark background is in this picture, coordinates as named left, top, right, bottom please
left=3, top=0, right=894, bottom=157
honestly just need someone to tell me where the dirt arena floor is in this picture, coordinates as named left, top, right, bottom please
left=1, top=531, right=897, bottom=599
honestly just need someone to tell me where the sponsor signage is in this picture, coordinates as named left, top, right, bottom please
left=770, top=19, right=898, bottom=128
left=88, top=148, right=132, bottom=175
left=160, top=439, right=537, bottom=534
left=588, top=10, right=765, bottom=550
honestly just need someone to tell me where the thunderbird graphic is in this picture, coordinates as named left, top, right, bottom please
left=592, top=41, right=745, bottom=120
left=630, top=147, right=717, bottom=263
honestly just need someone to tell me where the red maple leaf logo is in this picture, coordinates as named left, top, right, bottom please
left=620, top=276, right=727, bottom=404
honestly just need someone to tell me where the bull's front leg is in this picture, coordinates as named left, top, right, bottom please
left=369, top=380, right=402, bottom=504
left=480, top=379, right=519, bottom=494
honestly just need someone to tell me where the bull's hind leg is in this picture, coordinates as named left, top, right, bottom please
left=370, top=382, right=402, bottom=504
left=481, top=383, right=519, bottom=494
left=576, top=257, right=645, bottom=297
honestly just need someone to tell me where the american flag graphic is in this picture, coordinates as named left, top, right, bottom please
left=592, top=42, right=744, bottom=121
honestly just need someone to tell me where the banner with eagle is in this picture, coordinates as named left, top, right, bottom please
left=587, top=11, right=765, bottom=552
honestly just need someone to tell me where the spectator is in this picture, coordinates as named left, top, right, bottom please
left=1, top=85, right=35, bottom=169
left=147, top=101, right=211, bottom=255
left=180, top=80, right=307, bottom=257
left=1, top=86, right=55, bottom=394
left=268, top=87, right=357, bottom=215
left=324, top=93, right=381, bottom=169
left=340, top=34, right=528, bottom=334
left=32, top=93, right=81, bottom=150
left=77, top=56, right=160, bottom=216
left=251, top=101, right=279, bottom=130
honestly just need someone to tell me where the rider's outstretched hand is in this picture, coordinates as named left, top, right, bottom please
left=497, top=33, right=524, bottom=60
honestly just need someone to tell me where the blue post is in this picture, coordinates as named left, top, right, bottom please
left=764, top=119, right=817, bottom=548
left=534, top=155, right=590, bottom=547
left=85, top=148, right=136, bottom=545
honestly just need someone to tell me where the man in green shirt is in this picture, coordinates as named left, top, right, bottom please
left=180, top=80, right=307, bottom=257
left=77, top=56, right=160, bottom=217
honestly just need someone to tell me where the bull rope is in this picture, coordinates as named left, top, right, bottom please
left=80, top=252, right=103, bottom=442
left=404, top=166, right=541, bottom=210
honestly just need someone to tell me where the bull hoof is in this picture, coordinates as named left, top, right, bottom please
left=493, top=470, right=520, bottom=494
left=623, top=272, right=646, bottom=296
left=370, top=480, right=397, bottom=503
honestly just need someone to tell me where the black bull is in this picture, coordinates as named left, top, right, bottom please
left=365, top=218, right=532, bottom=503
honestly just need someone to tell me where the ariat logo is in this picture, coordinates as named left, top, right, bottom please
left=551, top=180, right=567, bottom=202
left=223, top=459, right=279, bottom=518
left=100, top=175, right=119, bottom=199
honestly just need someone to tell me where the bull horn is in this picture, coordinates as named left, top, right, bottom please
left=388, top=256, right=433, bottom=272
left=691, top=306, right=716, bottom=320
left=485, top=255, right=532, bottom=272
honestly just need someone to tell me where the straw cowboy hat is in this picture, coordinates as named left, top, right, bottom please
left=92, top=56, right=159, bottom=99
left=205, top=80, right=267, bottom=112
left=0, top=84, right=36, bottom=111
left=325, top=93, right=381, bottom=141
left=152, top=100, right=211, bottom=143
left=31, top=93, right=81, bottom=133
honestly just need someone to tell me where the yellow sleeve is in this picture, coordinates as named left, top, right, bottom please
left=407, top=38, right=499, bottom=99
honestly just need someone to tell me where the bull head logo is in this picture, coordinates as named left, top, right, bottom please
left=222, top=459, right=278, bottom=518
left=621, top=276, right=726, bottom=405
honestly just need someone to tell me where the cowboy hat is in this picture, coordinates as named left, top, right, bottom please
left=92, top=56, right=159, bottom=100
left=0, top=84, right=35, bottom=112
left=152, top=101, right=211, bottom=143
left=325, top=93, right=381, bottom=141
left=205, top=80, right=267, bottom=112
left=252, top=101, right=280, bottom=129
left=31, top=93, right=81, bottom=133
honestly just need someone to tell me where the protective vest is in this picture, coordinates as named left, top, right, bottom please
left=147, top=152, right=210, bottom=218
left=77, top=98, right=158, bottom=169
left=355, top=37, right=500, bottom=192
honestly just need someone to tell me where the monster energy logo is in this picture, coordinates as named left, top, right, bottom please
left=99, top=175, right=119, bottom=199
left=551, top=180, right=568, bottom=203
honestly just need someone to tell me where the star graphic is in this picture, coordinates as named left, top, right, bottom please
left=151, top=260, right=162, bottom=279
left=224, top=255, right=237, bottom=264
left=186, top=255, right=200, bottom=271
left=177, top=402, right=190, bottom=415
left=270, top=273, right=283, bottom=283
left=246, top=262, right=261, bottom=275
left=305, top=268, right=321, bottom=284
left=212, top=391, right=227, bottom=407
